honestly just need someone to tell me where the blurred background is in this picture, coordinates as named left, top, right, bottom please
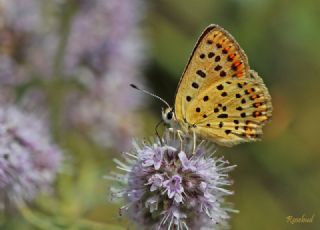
left=0, top=0, right=319, bottom=229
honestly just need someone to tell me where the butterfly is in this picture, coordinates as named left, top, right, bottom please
left=161, top=24, right=272, bottom=147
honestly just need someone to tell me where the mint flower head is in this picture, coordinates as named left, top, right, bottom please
left=0, top=105, right=62, bottom=210
left=64, top=0, right=146, bottom=151
left=109, top=130, right=237, bottom=229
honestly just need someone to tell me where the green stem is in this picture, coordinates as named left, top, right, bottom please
left=53, top=0, right=77, bottom=78
left=45, top=80, right=63, bottom=140
left=47, top=0, right=78, bottom=140
left=17, top=201, right=60, bottom=230
left=18, top=200, right=112, bottom=230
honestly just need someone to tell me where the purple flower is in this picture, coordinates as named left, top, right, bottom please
left=108, top=129, right=237, bottom=229
left=0, top=0, right=60, bottom=81
left=64, top=0, right=145, bottom=76
left=64, top=0, right=146, bottom=151
left=1, top=0, right=147, bottom=152
left=147, top=174, right=164, bottom=192
left=145, top=196, right=159, bottom=212
left=0, top=105, right=63, bottom=209
left=163, top=175, right=184, bottom=203
left=140, top=146, right=165, bottom=170
left=178, top=151, right=196, bottom=171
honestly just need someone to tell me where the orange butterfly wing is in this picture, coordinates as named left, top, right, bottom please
left=174, top=25, right=272, bottom=146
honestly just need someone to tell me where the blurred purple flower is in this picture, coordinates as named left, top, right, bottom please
left=0, top=0, right=59, bottom=82
left=64, top=0, right=145, bottom=76
left=0, top=0, right=42, bottom=33
left=109, top=130, right=237, bottom=229
left=65, top=0, right=146, bottom=150
left=0, top=105, right=62, bottom=210
left=1, top=0, right=147, bottom=151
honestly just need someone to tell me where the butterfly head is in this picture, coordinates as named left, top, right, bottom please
left=162, top=107, right=176, bottom=126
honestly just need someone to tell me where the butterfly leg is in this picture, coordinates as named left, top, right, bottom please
left=168, top=127, right=184, bottom=150
left=177, top=129, right=185, bottom=150
left=192, top=130, right=197, bottom=154
left=155, top=120, right=164, bottom=145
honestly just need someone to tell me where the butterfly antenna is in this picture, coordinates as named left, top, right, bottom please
left=130, top=84, right=170, bottom=108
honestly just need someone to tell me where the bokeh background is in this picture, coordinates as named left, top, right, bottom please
left=0, top=0, right=319, bottom=229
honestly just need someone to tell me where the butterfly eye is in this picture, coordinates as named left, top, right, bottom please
left=166, top=111, right=173, bottom=120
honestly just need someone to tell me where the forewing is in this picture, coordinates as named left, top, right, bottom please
left=174, top=24, right=249, bottom=126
